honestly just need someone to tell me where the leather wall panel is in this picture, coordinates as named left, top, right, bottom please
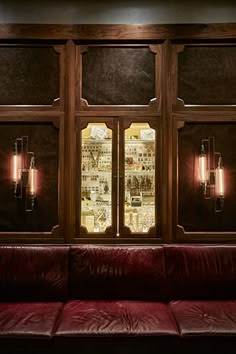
left=165, top=245, right=236, bottom=299
left=0, top=246, right=68, bottom=301
left=69, top=245, right=166, bottom=300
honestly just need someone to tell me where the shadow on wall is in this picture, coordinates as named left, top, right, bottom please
left=0, top=0, right=235, bottom=24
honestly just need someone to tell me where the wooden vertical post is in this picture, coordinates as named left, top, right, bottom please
left=63, top=40, right=76, bottom=243
left=162, top=40, right=173, bottom=243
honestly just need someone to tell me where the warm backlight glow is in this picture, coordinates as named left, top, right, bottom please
left=29, top=167, right=37, bottom=195
left=199, top=154, right=207, bottom=183
left=13, top=154, right=18, bottom=182
left=13, top=154, right=21, bottom=182
left=216, top=166, right=224, bottom=197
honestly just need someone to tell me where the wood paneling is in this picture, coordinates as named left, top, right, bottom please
left=0, top=24, right=235, bottom=243
left=0, top=24, right=236, bottom=40
left=63, top=40, right=76, bottom=242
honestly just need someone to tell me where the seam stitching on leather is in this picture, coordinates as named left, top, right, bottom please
left=168, top=303, right=182, bottom=336
left=52, top=303, right=65, bottom=337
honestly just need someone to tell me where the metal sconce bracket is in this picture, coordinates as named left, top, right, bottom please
left=199, top=136, right=224, bottom=213
left=13, top=136, right=36, bottom=212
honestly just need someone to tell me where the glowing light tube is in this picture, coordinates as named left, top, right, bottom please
left=13, top=154, right=18, bottom=182
left=29, top=157, right=36, bottom=196
left=216, top=157, right=224, bottom=197
left=199, top=152, right=207, bottom=184
left=29, top=168, right=36, bottom=195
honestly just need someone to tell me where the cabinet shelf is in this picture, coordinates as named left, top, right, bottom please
left=125, top=170, right=155, bottom=174
left=82, top=139, right=111, bottom=144
left=82, top=170, right=111, bottom=174
left=82, top=203, right=112, bottom=207
left=125, top=139, right=154, bottom=144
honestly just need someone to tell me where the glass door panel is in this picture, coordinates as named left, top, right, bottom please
left=81, top=123, right=112, bottom=233
left=124, top=123, right=156, bottom=233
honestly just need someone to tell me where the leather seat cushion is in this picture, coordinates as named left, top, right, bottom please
left=55, top=300, right=179, bottom=337
left=170, top=300, right=236, bottom=336
left=0, top=302, right=63, bottom=338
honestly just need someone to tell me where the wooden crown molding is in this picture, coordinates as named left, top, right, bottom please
left=0, top=23, right=235, bottom=40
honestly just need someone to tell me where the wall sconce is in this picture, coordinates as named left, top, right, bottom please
left=199, top=136, right=224, bottom=212
left=13, top=136, right=37, bottom=211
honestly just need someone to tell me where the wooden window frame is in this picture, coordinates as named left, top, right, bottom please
left=0, top=24, right=235, bottom=243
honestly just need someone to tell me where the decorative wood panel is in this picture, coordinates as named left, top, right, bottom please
left=0, top=122, right=59, bottom=232
left=178, top=122, right=236, bottom=232
left=0, top=46, right=60, bottom=105
left=81, top=46, right=156, bottom=106
left=178, top=46, right=236, bottom=106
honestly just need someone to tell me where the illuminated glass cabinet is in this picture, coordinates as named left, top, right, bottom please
left=78, top=117, right=159, bottom=239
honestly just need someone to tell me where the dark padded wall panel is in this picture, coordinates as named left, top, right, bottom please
left=178, top=123, right=236, bottom=232
left=166, top=245, right=236, bottom=300
left=82, top=46, right=155, bottom=105
left=0, top=246, right=68, bottom=301
left=69, top=245, right=166, bottom=300
left=0, top=46, right=59, bottom=105
left=178, top=46, right=236, bottom=105
left=0, top=123, right=59, bottom=232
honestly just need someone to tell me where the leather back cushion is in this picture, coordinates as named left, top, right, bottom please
left=69, top=245, right=166, bottom=300
left=0, top=246, right=69, bottom=301
left=165, top=245, right=236, bottom=300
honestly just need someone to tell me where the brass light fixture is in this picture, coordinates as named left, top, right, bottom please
left=199, top=136, right=224, bottom=212
left=13, top=136, right=37, bottom=211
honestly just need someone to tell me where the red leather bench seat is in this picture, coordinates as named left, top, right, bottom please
left=170, top=300, right=236, bottom=336
left=1, top=244, right=236, bottom=354
left=0, top=245, right=69, bottom=353
left=55, top=300, right=178, bottom=336
left=0, top=302, right=63, bottom=338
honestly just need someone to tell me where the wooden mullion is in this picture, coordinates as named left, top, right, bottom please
left=162, top=40, right=174, bottom=243
left=63, top=40, right=76, bottom=243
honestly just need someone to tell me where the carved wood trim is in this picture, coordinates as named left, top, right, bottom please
left=173, top=111, right=236, bottom=121
left=176, top=224, right=236, bottom=242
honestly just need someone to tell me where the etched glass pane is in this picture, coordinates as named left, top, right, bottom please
left=124, top=123, right=155, bottom=233
left=81, top=123, right=112, bottom=233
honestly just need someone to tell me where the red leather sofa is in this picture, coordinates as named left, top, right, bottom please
left=0, top=244, right=236, bottom=354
